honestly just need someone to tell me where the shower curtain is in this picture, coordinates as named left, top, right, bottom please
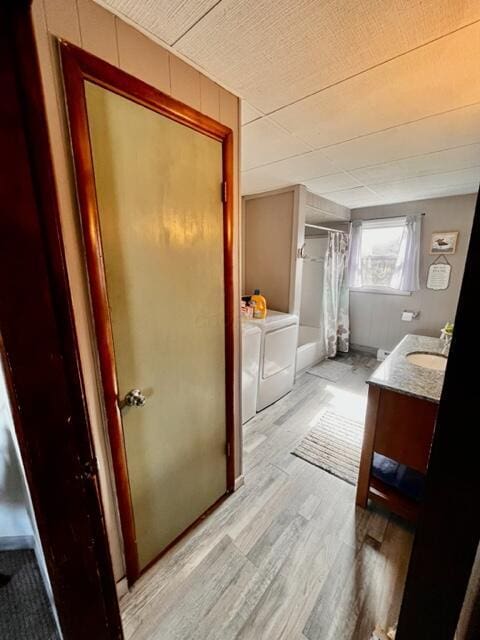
left=323, top=232, right=350, bottom=357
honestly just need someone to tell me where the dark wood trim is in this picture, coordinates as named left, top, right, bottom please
left=396, top=186, right=480, bottom=639
left=59, top=41, right=235, bottom=585
left=0, top=5, right=122, bottom=639
left=223, top=130, right=236, bottom=491
left=368, top=477, right=418, bottom=523
left=60, top=40, right=229, bottom=142
left=59, top=42, right=139, bottom=582
left=356, top=384, right=379, bottom=507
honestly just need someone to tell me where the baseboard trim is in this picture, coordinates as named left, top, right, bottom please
left=234, top=475, right=245, bottom=491
left=350, top=343, right=378, bottom=356
left=113, top=475, right=246, bottom=599
left=116, top=576, right=129, bottom=600
left=0, top=535, right=35, bottom=551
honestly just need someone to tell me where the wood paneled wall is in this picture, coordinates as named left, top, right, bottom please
left=31, top=0, right=241, bottom=586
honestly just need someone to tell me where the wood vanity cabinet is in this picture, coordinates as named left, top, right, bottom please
left=356, top=384, right=438, bottom=522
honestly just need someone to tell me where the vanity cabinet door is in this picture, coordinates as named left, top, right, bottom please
left=374, top=389, right=438, bottom=473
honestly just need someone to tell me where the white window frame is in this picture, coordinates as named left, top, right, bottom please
left=350, top=286, right=412, bottom=296
left=351, top=216, right=413, bottom=296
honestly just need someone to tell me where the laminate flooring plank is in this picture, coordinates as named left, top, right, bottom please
left=189, top=513, right=311, bottom=640
left=303, top=536, right=382, bottom=640
left=236, top=482, right=353, bottom=640
left=133, top=536, right=248, bottom=640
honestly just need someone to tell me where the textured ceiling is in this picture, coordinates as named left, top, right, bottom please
left=97, top=0, right=480, bottom=208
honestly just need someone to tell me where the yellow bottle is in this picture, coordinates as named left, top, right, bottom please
left=251, top=289, right=267, bottom=319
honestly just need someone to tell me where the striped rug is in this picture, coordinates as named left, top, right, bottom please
left=292, top=411, right=364, bottom=485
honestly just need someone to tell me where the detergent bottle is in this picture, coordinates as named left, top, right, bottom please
left=251, top=289, right=267, bottom=319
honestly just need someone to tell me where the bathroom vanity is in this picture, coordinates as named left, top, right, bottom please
left=356, top=334, right=447, bottom=521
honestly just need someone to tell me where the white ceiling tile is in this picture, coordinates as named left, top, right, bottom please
left=241, top=167, right=293, bottom=195
left=303, top=173, right=362, bottom=194
left=241, top=101, right=263, bottom=125
left=369, top=183, right=478, bottom=206
left=319, top=187, right=386, bottom=209
left=241, top=149, right=348, bottom=195
left=174, top=0, right=480, bottom=112
left=99, top=0, right=219, bottom=44
left=271, top=22, right=480, bottom=148
left=241, top=118, right=312, bottom=171
left=350, top=144, right=480, bottom=186
left=373, top=167, right=480, bottom=197
left=244, top=149, right=338, bottom=183
left=323, top=103, right=480, bottom=170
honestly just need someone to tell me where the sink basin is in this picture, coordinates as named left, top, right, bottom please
left=406, top=352, right=447, bottom=371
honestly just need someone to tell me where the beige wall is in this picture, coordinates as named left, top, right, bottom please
left=31, top=0, right=241, bottom=585
left=244, top=189, right=295, bottom=312
left=350, top=193, right=476, bottom=352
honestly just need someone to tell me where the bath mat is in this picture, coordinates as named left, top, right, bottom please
left=292, top=411, right=363, bottom=485
left=306, top=359, right=353, bottom=382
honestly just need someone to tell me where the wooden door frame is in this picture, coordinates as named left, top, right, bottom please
left=0, top=3, right=122, bottom=638
left=59, top=41, right=236, bottom=585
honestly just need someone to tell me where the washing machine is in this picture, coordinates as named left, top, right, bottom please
left=241, top=321, right=261, bottom=424
left=256, top=310, right=299, bottom=412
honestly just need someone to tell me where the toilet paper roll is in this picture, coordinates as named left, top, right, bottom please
left=401, top=311, right=414, bottom=321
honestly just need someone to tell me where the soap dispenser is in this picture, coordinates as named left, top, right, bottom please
left=251, top=289, right=267, bottom=319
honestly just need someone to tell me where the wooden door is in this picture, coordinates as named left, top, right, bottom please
left=61, top=43, right=234, bottom=583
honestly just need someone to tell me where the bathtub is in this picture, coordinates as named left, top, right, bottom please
left=296, top=325, right=326, bottom=373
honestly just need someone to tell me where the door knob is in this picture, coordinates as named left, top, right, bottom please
left=120, top=389, right=146, bottom=409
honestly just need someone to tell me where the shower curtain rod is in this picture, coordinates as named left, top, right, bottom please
left=305, top=223, right=349, bottom=234
left=307, top=213, right=425, bottom=232
left=353, top=212, right=426, bottom=223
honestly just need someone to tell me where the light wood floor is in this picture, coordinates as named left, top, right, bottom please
left=121, top=353, right=414, bottom=640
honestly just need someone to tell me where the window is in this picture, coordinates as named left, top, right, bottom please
left=360, top=219, right=405, bottom=289
left=348, top=216, right=421, bottom=294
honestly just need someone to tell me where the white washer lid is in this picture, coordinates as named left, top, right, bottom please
left=241, top=320, right=262, bottom=335
left=254, top=310, right=299, bottom=332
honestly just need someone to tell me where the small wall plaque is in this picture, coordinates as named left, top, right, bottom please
left=430, top=230, right=458, bottom=255
left=427, top=256, right=451, bottom=291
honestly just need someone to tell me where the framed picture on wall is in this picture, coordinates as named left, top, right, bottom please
left=430, top=231, right=459, bottom=255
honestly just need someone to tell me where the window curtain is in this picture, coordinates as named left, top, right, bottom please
left=390, top=214, right=421, bottom=291
left=347, top=220, right=363, bottom=288
left=323, top=232, right=350, bottom=357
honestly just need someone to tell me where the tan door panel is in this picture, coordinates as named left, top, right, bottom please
left=85, top=81, right=227, bottom=572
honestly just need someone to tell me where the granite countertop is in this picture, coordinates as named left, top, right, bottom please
left=367, top=334, right=447, bottom=403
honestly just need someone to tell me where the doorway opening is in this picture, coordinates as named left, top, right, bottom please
left=0, top=358, right=60, bottom=640
left=240, top=179, right=479, bottom=638
left=3, top=1, right=480, bottom=637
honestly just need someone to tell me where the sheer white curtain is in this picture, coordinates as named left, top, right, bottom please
left=347, top=215, right=421, bottom=291
left=391, top=214, right=421, bottom=291
left=347, top=220, right=363, bottom=288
